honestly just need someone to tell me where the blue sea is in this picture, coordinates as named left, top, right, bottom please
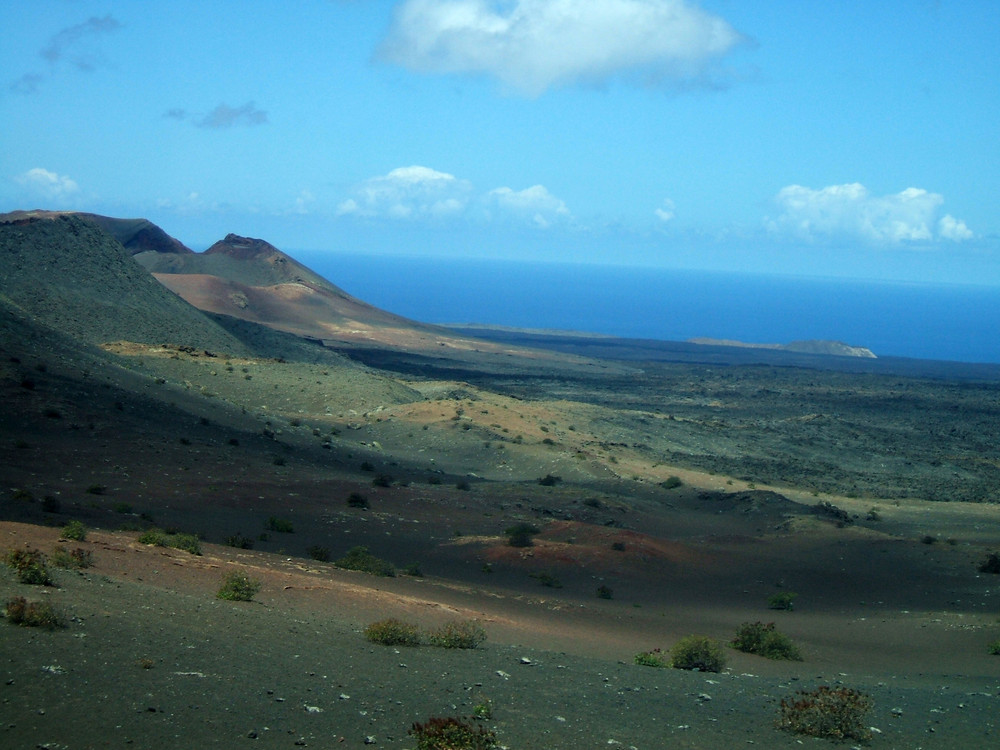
left=299, top=253, right=1000, bottom=364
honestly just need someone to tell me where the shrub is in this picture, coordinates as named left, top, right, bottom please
left=372, top=474, right=393, bottom=488
left=529, top=571, right=561, bottom=588
left=427, top=620, right=487, bottom=649
left=85, top=484, right=106, bottom=495
left=51, top=546, right=94, bottom=569
left=335, top=546, right=395, bottom=577
left=670, top=635, right=727, bottom=672
left=42, top=496, right=61, bottom=513
left=4, top=597, right=63, bottom=628
left=634, top=648, right=669, bottom=668
left=456, top=479, right=472, bottom=491
left=170, top=533, right=201, bottom=555
left=596, top=585, right=614, bottom=599
left=4, top=548, right=52, bottom=585
left=505, top=522, right=540, bottom=548
left=216, top=571, right=261, bottom=602
left=988, top=639, right=1000, bottom=655
left=113, top=502, right=133, bottom=514
left=537, top=474, right=562, bottom=486
left=767, top=591, right=798, bottom=611
left=409, top=716, right=498, bottom=750
left=347, top=492, right=369, bottom=509
left=364, top=618, right=420, bottom=647
left=661, top=475, right=683, bottom=489
left=60, top=521, right=87, bottom=542
left=978, top=551, right=1000, bottom=574
left=226, top=534, right=254, bottom=549
left=266, top=516, right=294, bottom=533
left=731, top=621, right=802, bottom=661
left=403, top=562, right=423, bottom=577
left=307, top=545, right=330, bottom=562
left=137, top=529, right=200, bottom=555
left=776, top=686, right=873, bottom=742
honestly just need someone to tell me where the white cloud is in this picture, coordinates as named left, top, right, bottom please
left=655, top=198, right=675, bottom=222
left=487, top=184, right=570, bottom=228
left=938, top=214, right=973, bottom=242
left=766, top=183, right=973, bottom=245
left=336, top=166, right=472, bottom=219
left=379, top=0, right=745, bottom=96
left=15, top=168, right=80, bottom=201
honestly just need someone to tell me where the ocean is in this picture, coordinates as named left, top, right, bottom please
left=299, top=253, right=1000, bottom=365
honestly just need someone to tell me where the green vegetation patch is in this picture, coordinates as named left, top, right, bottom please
left=216, top=570, right=261, bottom=602
left=4, top=547, right=53, bottom=585
left=426, top=620, right=487, bottom=649
left=335, top=546, right=395, bottom=577
left=364, top=618, right=420, bottom=647
left=409, top=716, right=498, bottom=750
left=731, top=621, right=803, bottom=661
left=669, top=635, right=727, bottom=672
left=634, top=648, right=669, bottom=668
left=137, top=528, right=201, bottom=555
left=776, top=686, right=873, bottom=742
left=4, top=596, right=63, bottom=628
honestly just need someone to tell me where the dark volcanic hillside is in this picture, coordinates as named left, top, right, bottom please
left=0, top=210, right=192, bottom=255
left=0, top=214, right=248, bottom=353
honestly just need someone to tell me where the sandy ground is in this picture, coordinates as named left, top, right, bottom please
left=2, top=506, right=998, bottom=750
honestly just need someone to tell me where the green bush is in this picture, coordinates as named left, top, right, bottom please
left=4, top=596, right=63, bottom=628
left=776, top=686, right=873, bottom=742
left=731, top=622, right=802, bottom=661
left=226, top=534, right=254, bottom=549
left=767, top=591, right=798, bottom=611
left=137, top=528, right=201, bottom=555
left=978, top=551, right=1000, bottom=574
left=266, top=516, right=294, bottom=533
left=60, top=520, right=87, bottom=542
left=505, top=522, right=540, bottom=548
left=661, top=475, right=683, bottom=489
left=51, top=546, right=94, bottom=569
left=335, top=546, right=395, bottom=577
left=364, top=618, right=420, bottom=647
left=988, top=639, right=1000, bottom=655
left=426, top=620, right=487, bottom=649
left=4, top=548, right=52, bottom=585
left=634, top=648, right=669, bottom=668
left=409, top=716, right=498, bottom=750
left=596, top=584, right=614, bottom=599
left=307, top=545, right=331, bottom=562
left=216, top=570, right=261, bottom=601
left=669, top=635, right=727, bottom=672
left=347, top=492, right=370, bottom=509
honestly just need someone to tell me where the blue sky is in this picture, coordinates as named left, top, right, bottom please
left=3, top=1, right=999, bottom=284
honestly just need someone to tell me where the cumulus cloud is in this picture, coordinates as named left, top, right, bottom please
left=487, top=185, right=570, bottom=227
left=196, top=102, right=269, bottom=129
left=337, top=166, right=473, bottom=219
left=937, top=214, right=973, bottom=242
left=15, top=168, right=80, bottom=201
left=766, top=183, right=973, bottom=245
left=379, top=0, right=745, bottom=96
left=655, top=197, right=675, bottom=222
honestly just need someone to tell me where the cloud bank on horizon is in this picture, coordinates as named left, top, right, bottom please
left=2, top=1, right=996, bottom=283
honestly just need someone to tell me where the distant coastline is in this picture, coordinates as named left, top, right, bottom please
left=300, top=252, right=1000, bottom=365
